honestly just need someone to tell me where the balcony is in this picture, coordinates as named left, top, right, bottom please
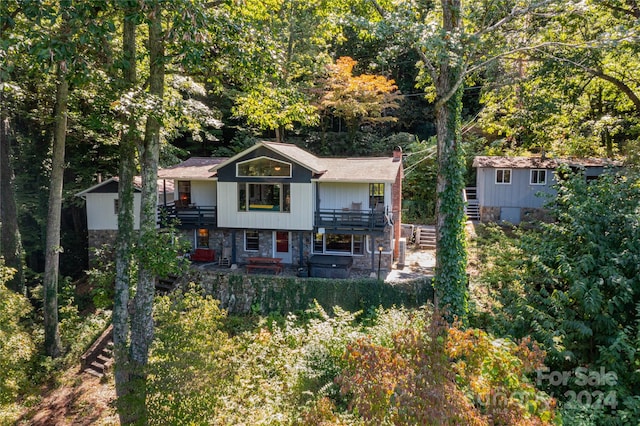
left=314, top=208, right=387, bottom=234
left=158, top=204, right=217, bottom=229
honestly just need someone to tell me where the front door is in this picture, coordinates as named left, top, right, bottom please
left=274, top=231, right=292, bottom=264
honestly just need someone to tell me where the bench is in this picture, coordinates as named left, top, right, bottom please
left=191, top=248, right=215, bottom=262
left=246, top=257, right=283, bottom=275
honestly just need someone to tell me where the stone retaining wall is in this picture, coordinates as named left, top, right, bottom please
left=177, top=270, right=433, bottom=315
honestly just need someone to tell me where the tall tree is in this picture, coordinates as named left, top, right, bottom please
left=1, top=1, right=27, bottom=294
left=479, top=0, right=640, bottom=158
left=42, top=62, right=67, bottom=358
left=367, top=0, right=560, bottom=322
left=112, top=2, right=139, bottom=422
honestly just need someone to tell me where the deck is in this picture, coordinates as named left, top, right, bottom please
left=314, top=209, right=387, bottom=234
left=158, top=204, right=217, bottom=229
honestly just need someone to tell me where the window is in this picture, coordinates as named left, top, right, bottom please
left=197, top=229, right=209, bottom=248
left=369, top=183, right=385, bottom=209
left=238, top=183, right=291, bottom=212
left=237, top=157, right=291, bottom=177
left=313, top=233, right=324, bottom=253
left=313, top=234, right=364, bottom=255
left=326, top=234, right=351, bottom=253
left=496, top=169, right=512, bottom=184
left=177, top=181, right=191, bottom=207
left=114, top=198, right=119, bottom=214
left=245, top=230, right=259, bottom=251
left=530, top=169, right=546, bottom=185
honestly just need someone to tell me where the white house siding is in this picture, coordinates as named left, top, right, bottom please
left=189, top=180, right=217, bottom=206
left=85, top=193, right=141, bottom=230
left=477, top=167, right=557, bottom=209
left=216, top=182, right=314, bottom=230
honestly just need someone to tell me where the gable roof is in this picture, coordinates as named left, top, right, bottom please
left=76, top=177, right=174, bottom=197
left=473, top=156, right=620, bottom=169
left=317, top=157, right=402, bottom=182
left=209, top=141, right=327, bottom=175
left=158, top=157, right=226, bottom=179
left=210, top=141, right=402, bottom=182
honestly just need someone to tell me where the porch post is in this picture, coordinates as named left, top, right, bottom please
left=370, top=235, right=375, bottom=272
left=231, top=230, right=237, bottom=265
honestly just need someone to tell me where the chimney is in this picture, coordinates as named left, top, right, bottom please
left=392, top=146, right=402, bottom=162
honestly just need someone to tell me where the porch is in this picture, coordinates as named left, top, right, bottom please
left=158, top=204, right=217, bottom=229
left=314, top=208, right=387, bottom=233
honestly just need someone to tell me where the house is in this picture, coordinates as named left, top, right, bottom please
left=470, top=156, right=619, bottom=224
left=79, top=141, right=404, bottom=276
left=158, top=141, right=403, bottom=275
left=75, top=176, right=174, bottom=257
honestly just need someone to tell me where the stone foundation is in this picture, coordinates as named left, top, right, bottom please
left=520, top=208, right=554, bottom=224
left=480, top=206, right=501, bottom=223
left=87, top=230, right=118, bottom=264
left=178, top=269, right=433, bottom=315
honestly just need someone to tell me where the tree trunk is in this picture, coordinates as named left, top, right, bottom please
left=433, top=0, right=469, bottom=323
left=113, top=6, right=138, bottom=423
left=128, top=3, right=164, bottom=421
left=43, top=67, right=67, bottom=358
left=0, top=99, right=25, bottom=294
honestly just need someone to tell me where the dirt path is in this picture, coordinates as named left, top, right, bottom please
left=18, top=369, right=117, bottom=426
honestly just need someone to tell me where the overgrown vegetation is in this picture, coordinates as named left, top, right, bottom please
left=141, top=287, right=557, bottom=424
left=471, top=167, right=640, bottom=424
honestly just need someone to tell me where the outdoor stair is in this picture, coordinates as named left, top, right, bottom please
left=156, top=275, right=178, bottom=294
left=81, top=324, right=114, bottom=378
left=464, top=187, right=480, bottom=221
left=415, top=225, right=436, bottom=250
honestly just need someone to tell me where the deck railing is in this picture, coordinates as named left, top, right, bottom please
left=158, top=204, right=217, bottom=229
left=314, top=208, right=386, bottom=232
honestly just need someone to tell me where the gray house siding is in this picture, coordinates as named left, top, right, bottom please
left=477, top=167, right=556, bottom=209
left=477, top=167, right=557, bottom=224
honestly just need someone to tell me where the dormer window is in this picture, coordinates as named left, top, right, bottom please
left=237, top=157, right=291, bottom=177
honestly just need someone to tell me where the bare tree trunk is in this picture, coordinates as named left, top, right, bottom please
left=113, top=5, right=138, bottom=423
left=0, top=99, right=25, bottom=294
left=43, top=67, right=67, bottom=358
left=128, top=3, right=164, bottom=421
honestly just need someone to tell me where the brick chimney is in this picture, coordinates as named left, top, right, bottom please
left=392, top=146, right=402, bottom=162
left=392, top=147, right=403, bottom=260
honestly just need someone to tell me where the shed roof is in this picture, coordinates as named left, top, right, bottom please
left=473, top=156, right=620, bottom=169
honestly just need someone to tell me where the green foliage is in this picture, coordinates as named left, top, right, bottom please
left=0, top=261, right=35, bottom=407
left=135, top=229, right=190, bottom=280
left=403, top=136, right=437, bottom=223
left=233, top=83, right=319, bottom=133
left=477, top=168, right=640, bottom=423
left=435, top=87, right=469, bottom=324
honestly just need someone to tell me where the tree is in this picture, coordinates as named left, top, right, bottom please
left=229, top=0, right=349, bottom=141
left=112, top=2, right=139, bottom=422
left=316, top=56, right=401, bottom=142
left=366, top=0, right=561, bottom=322
left=479, top=1, right=640, bottom=158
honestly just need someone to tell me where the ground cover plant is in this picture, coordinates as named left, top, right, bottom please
left=144, top=286, right=557, bottom=425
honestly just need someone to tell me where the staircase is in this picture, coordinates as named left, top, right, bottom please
left=415, top=225, right=436, bottom=250
left=156, top=275, right=178, bottom=294
left=80, top=324, right=113, bottom=378
left=80, top=277, right=180, bottom=377
left=464, top=187, right=480, bottom=221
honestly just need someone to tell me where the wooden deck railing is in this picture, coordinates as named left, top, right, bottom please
left=314, top=209, right=387, bottom=232
left=158, top=204, right=217, bottom=229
